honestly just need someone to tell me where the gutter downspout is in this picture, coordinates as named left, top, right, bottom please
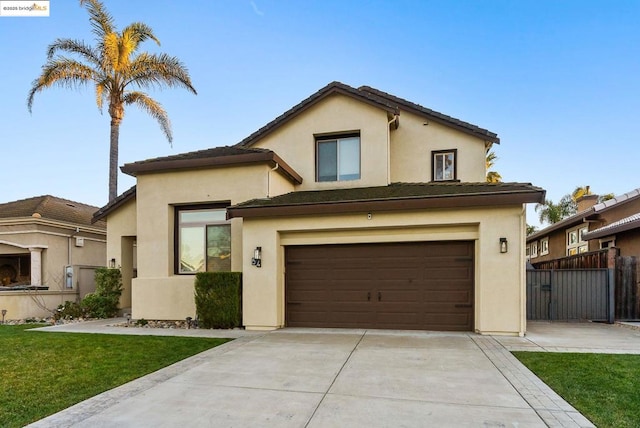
left=387, top=114, right=399, bottom=185
left=268, top=162, right=279, bottom=197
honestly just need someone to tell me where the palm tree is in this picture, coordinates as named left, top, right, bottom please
left=27, top=0, right=197, bottom=201
left=535, top=194, right=576, bottom=225
left=485, top=150, right=502, bottom=183
left=571, top=185, right=592, bottom=201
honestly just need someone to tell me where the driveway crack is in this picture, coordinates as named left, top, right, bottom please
left=303, top=330, right=367, bottom=427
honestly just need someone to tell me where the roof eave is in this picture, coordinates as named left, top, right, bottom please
left=120, top=152, right=303, bottom=185
left=92, top=187, right=137, bottom=223
left=228, top=191, right=544, bottom=219
left=583, top=219, right=640, bottom=240
left=237, top=82, right=398, bottom=148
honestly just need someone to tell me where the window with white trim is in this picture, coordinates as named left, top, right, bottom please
left=530, top=241, right=538, bottom=258
left=176, top=206, right=231, bottom=274
left=540, top=237, right=549, bottom=256
left=432, top=149, right=457, bottom=181
left=599, top=237, right=616, bottom=249
left=316, top=134, right=360, bottom=182
left=567, top=226, right=588, bottom=256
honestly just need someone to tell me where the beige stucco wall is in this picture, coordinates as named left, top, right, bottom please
left=0, top=222, right=105, bottom=289
left=390, top=110, right=487, bottom=183
left=0, top=290, right=79, bottom=320
left=105, top=198, right=137, bottom=309
left=252, top=93, right=391, bottom=190
left=0, top=220, right=106, bottom=319
left=131, top=163, right=295, bottom=320
left=241, top=204, right=527, bottom=335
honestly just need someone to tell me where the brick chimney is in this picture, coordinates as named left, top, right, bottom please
left=576, top=194, right=599, bottom=212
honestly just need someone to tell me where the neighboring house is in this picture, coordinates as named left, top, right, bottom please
left=0, top=195, right=107, bottom=319
left=94, top=81, right=544, bottom=335
left=526, top=188, right=640, bottom=266
left=527, top=188, right=640, bottom=265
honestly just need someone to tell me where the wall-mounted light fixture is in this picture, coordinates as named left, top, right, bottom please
left=251, top=247, right=262, bottom=268
left=500, top=237, right=508, bottom=254
left=109, top=258, right=116, bottom=268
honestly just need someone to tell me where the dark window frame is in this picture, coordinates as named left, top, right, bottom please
left=431, top=149, right=458, bottom=182
left=315, top=132, right=361, bottom=182
left=173, top=202, right=230, bottom=275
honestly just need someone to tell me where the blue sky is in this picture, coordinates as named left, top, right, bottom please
left=1, top=0, right=639, bottom=226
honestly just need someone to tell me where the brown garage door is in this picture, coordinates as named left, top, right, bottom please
left=285, top=241, right=474, bottom=331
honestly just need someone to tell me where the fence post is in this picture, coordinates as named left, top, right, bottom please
left=607, top=268, right=615, bottom=324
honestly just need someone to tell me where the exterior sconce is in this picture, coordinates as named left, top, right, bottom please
left=109, top=258, right=116, bottom=268
left=500, top=237, right=508, bottom=253
left=251, top=247, right=262, bottom=268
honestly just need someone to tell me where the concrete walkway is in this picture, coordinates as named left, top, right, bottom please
left=24, top=320, right=610, bottom=427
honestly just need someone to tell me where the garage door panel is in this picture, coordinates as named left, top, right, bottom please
left=286, top=241, right=474, bottom=331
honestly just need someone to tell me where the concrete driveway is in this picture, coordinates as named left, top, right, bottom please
left=28, top=324, right=596, bottom=428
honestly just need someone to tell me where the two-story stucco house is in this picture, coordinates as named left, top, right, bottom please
left=94, top=82, right=544, bottom=335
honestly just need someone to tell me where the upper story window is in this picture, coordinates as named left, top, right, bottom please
left=432, top=149, right=457, bottom=181
left=316, top=133, right=360, bottom=182
left=530, top=241, right=538, bottom=258
left=567, top=226, right=588, bottom=256
left=176, top=205, right=231, bottom=274
left=540, top=237, right=549, bottom=256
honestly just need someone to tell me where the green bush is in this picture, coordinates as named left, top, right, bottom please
left=55, top=300, right=85, bottom=320
left=194, top=272, right=242, bottom=329
left=82, top=293, right=119, bottom=318
left=82, top=268, right=123, bottom=318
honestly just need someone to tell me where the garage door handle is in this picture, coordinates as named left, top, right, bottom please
left=378, top=291, right=382, bottom=301
left=367, top=292, right=371, bottom=301
left=455, top=303, right=472, bottom=308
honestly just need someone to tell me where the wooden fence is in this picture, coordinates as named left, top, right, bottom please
left=529, top=249, right=639, bottom=320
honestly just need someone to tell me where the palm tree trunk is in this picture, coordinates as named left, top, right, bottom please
left=109, top=118, right=120, bottom=201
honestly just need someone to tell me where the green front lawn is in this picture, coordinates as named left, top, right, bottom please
left=514, top=352, right=640, bottom=428
left=0, top=324, right=229, bottom=428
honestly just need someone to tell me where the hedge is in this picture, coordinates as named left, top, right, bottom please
left=194, top=272, right=242, bottom=329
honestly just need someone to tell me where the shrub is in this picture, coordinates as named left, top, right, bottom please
left=194, top=272, right=242, bottom=329
left=82, top=293, right=119, bottom=318
left=82, top=268, right=123, bottom=318
left=55, top=300, right=85, bottom=320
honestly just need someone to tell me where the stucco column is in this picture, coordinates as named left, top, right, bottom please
left=29, top=248, right=43, bottom=286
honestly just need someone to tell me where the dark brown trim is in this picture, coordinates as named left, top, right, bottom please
left=174, top=202, right=231, bottom=275
left=315, top=132, right=361, bottom=183
left=431, top=149, right=458, bottom=182
left=92, top=186, right=136, bottom=222
left=121, top=151, right=303, bottom=185
left=227, top=191, right=545, bottom=219
left=237, top=82, right=398, bottom=148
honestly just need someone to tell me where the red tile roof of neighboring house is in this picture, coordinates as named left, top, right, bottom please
left=0, top=195, right=106, bottom=229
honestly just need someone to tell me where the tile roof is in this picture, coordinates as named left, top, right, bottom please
left=0, top=195, right=106, bottom=229
left=582, top=212, right=640, bottom=240
left=227, top=182, right=545, bottom=218
left=527, top=187, right=640, bottom=242
left=92, top=186, right=136, bottom=223
left=357, top=85, right=499, bottom=142
left=236, top=81, right=499, bottom=148
left=122, top=146, right=271, bottom=168
left=120, top=145, right=302, bottom=184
